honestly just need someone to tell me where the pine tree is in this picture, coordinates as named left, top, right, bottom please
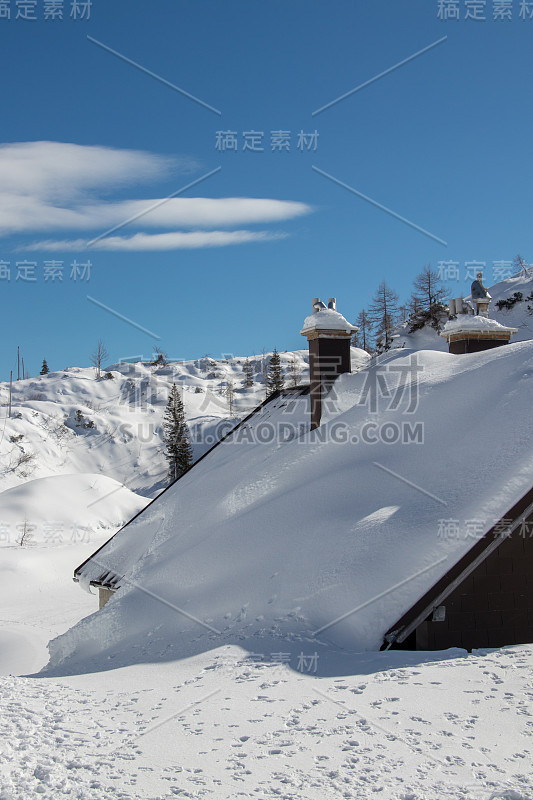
left=163, top=384, right=193, bottom=483
left=243, top=358, right=254, bottom=388
left=265, top=348, right=284, bottom=398
left=288, top=354, right=302, bottom=387
left=40, top=359, right=49, bottom=375
left=353, top=310, right=373, bottom=353
left=226, top=378, right=236, bottom=415
left=369, top=281, right=399, bottom=352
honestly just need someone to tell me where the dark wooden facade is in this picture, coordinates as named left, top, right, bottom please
left=384, top=486, right=533, bottom=651
left=449, top=338, right=510, bottom=355
left=414, top=530, right=533, bottom=650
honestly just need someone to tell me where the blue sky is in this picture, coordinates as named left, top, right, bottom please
left=1, top=0, right=532, bottom=378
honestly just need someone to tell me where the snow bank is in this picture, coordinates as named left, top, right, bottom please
left=0, top=473, right=149, bottom=544
left=5, top=643, right=533, bottom=799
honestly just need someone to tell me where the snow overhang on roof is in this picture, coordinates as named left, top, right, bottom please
left=300, top=308, right=357, bottom=338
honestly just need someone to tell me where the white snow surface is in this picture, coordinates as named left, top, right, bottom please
left=3, top=642, right=533, bottom=800
left=441, top=315, right=517, bottom=334
left=301, top=307, right=357, bottom=334
left=2, top=519, right=532, bottom=800
left=0, top=474, right=149, bottom=543
left=48, top=339, right=533, bottom=675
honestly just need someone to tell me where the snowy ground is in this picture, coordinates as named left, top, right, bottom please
left=2, top=625, right=533, bottom=799
left=0, top=535, right=114, bottom=676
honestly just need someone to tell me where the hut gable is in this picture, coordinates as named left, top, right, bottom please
left=384, top=486, right=533, bottom=651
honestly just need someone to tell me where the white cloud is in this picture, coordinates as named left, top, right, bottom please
left=0, top=195, right=311, bottom=235
left=0, top=141, right=313, bottom=250
left=25, top=230, right=288, bottom=251
left=0, top=141, right=177, bottom=202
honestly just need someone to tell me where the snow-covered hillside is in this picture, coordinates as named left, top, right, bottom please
left=0, top=348, right=370, bottom=544
left=0, top=351, right=311, bottom=500
left=0, top=474, right=149, bottom=545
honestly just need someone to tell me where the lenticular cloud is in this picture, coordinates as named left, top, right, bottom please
left=0, top=141, right=312, bottom=249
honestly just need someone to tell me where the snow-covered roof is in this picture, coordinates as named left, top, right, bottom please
left=300, top=307, right=357, bottom=336
left=74, top=386, right=312, bottom=588
left=47, top=340, right=533, bottom=673
left=440, top=315, right=518, bottom=337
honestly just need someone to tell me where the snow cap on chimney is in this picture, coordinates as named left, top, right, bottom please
left=301, top=298, right=357, bottom=338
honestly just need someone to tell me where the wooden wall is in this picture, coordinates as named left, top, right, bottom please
left=414, top=530, right=533, bottom=650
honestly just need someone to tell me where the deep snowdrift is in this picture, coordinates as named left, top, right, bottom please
left=0, top=473, right=149, bottom=544
left=46, top=340, right=533, bottom=674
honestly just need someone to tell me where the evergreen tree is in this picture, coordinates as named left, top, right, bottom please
left=226, top=378, right=236, bottom=415
left=163, top=384, right=193, bottom=483
left=243, top=358, right=254, bottom=388
left=353, top=310, right=373, bottom=353
left=369, top=281, right=399, bottom=352
left=40, top=359, right=49, bottom=375
left=288, top=354, right=302, bottom=387
left=265, top=348, right=284, bottom=398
